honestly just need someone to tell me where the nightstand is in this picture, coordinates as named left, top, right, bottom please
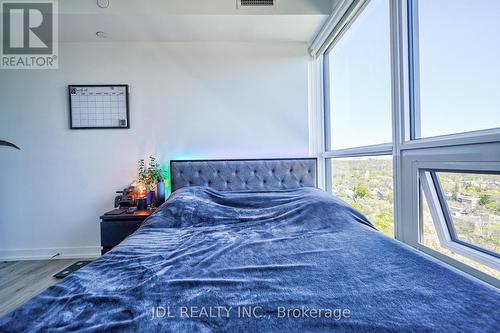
left=100, top=209, right=154, bottom=255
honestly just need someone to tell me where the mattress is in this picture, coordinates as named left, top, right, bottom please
left=1, top=186, right=498, bottom=332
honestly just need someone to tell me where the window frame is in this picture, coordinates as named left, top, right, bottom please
left=402, top=0, right=500, bottom=283
left=418, top=163, right=500, bottom=271
left=399, top=145, right=500, bottom=287
left=431, top=170, right=500, bottom=259
left=395, top=0, right=500, bottom=285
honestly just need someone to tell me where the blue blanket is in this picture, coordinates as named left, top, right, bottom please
left=1, top=187, right=499, bottom=332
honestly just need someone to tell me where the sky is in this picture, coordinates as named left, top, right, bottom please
left=327, top=0, right=500, bottom=150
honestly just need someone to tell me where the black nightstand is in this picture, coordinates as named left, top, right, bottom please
left=100, top=210, right=154, bottom=255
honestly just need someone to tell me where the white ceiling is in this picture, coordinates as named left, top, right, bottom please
left=59, top=0, right=334, bottom=43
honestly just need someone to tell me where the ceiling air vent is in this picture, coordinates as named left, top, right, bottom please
left=238, top=0, right=277, bottom=9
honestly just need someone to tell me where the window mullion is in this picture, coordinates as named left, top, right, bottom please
left=323, top=143, right=393, bottom=158
left=420, top=171, right=452, bottom=246
left=429, top=172, right=458, bottom=240
left=407, top=0, right=421, bottom=140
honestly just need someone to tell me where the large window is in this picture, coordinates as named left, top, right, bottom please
left=324, top=0, right=394, bottom=237
left=325, top=0, right=391, bottom=150
left=406, top=0, right=500, bottom=282
left=323, top=0, right=394, bottom=237
left=315, top=0, right=500, bottom=285
left=412, top=0, right=500, bottom=139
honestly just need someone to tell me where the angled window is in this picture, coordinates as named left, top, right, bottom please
left=420, top=167, right=500, bottom=272
left=420, top=190, right=500, bottom=279
left=434, top=172, right=499, bottom=255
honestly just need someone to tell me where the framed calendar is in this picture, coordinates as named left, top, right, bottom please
left=68, top=85, right=130, bottom=129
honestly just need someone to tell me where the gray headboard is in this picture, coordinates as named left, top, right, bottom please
left=170, top=158, right=317, bottom=192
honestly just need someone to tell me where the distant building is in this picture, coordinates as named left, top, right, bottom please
left=457, top=195, right=480, bottom=209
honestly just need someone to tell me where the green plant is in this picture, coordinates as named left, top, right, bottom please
left=147, top=156, right=167, bottom=184
left=138, top=157, right=167, bottom=191
left=354, top=184, right=370, bottom=200
left=479, top=194, right=493, bottom=206
left=484, top=201, right=500, bottom=215
left=138, top=159, right=147, bottom=184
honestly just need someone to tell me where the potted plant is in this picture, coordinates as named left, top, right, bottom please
left=147, top=156, right=168, bottom=205
left=137, top=157, right=168, bottom=207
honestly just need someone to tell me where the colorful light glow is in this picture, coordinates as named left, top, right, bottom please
left=136, top=181, right=147, bottom=199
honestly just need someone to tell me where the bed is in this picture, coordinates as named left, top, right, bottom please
left=1, top=158, right=499, bottom=332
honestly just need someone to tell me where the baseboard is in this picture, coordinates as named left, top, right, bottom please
left=0, top=246, right=101, bottom=261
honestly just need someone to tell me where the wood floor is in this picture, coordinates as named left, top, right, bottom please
left=0, top=259, right=88, bottom=317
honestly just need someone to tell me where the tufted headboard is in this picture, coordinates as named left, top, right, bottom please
left=170, top=158, right=317, bottom=192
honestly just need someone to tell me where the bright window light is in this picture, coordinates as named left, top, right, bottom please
left=331, top=156, right=394, bottom=237
left=325, top=0, right=392, bottom=150
left=416, top=0, right=500, bottom=138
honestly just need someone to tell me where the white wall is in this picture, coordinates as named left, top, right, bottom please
left=0, top=42, right=310, bottom=260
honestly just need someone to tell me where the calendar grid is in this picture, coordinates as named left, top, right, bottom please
left=69, top=85, right=129, bottom=129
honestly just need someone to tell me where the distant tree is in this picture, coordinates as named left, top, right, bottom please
left=354, top=184, right=370, bottom=200
left=484, top=201, right=500, bottom=215
left=479, top=194, right=492, bottom=206
left=465, top=185, right=480, bottom=196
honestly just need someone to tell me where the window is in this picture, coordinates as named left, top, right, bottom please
left=400, top=0, right=500, bottom=284
left=331, top=156, right=394, bottom=237
left=421, top=193, right=500, bottom=279
left=404, top=0, right=500, bottom=282
left=420, top=166, right=500, bottom=273
left=411, top=0, right=500, bottom=139
left=323, top=0, right=394, bottom=237
left=325, top=0, right=391, bottom=150
left=314, top=0, right=500, bottom=285
left=434, top=172, right=500, bottom=255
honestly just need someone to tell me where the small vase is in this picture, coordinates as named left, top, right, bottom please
left=157, top=181, right=165, bottom=205
left=136, top=198, right=147, bottom=210
left=146, top=191, right=156, bottom=206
